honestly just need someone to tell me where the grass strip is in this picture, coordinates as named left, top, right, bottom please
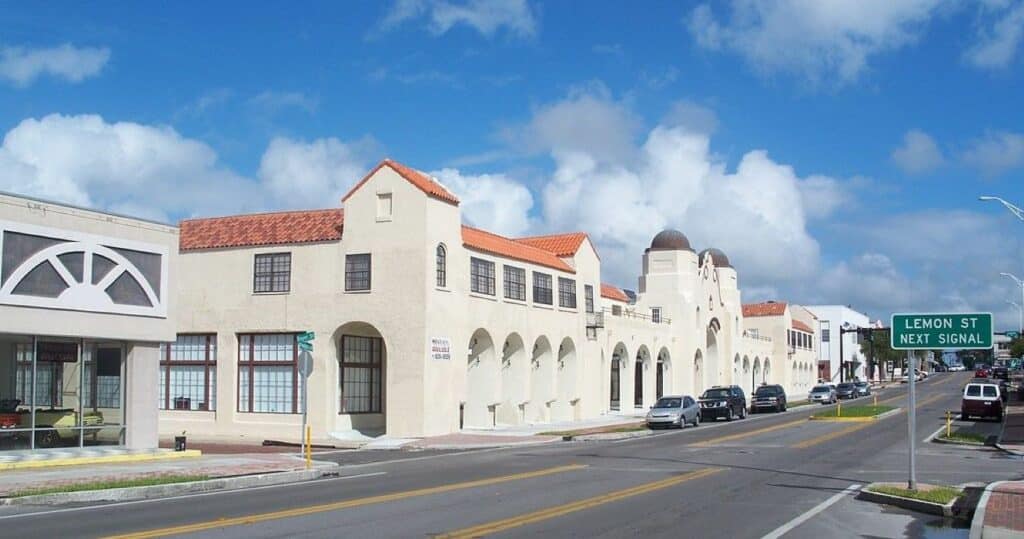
left=813, top=405, right=894, bottom=418
left=868, top=484, right=962, bottom=505
left=539, top=423, right=647, bottom=437
left=939, top=432, right=988, bottom=444
left=9, top=474, right=209, bottom=497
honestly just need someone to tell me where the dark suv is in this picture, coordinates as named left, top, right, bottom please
left=699, top=385, right=747, bottom=421
left=751, top=384, right=787, bottom=413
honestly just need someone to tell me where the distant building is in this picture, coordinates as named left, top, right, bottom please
left=994, top=334, right=1011, bottom=360
left=805, top=305, right=871, bottom=383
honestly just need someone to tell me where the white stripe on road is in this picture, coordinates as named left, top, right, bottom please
left=760, top=483, right=862, bottom=539
left=0, top=471, right=387, bottom=521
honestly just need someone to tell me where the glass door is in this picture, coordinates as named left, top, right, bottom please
left=82, top=342, right=125, bottom=447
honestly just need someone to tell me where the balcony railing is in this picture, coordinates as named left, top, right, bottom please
left=586, top=311, right=604, bottom=328
left=742, top=330, right=772, bottom=343
left=602, top=306, right=671, bottom=325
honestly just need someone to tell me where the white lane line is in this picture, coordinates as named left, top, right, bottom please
left=0, top=471, right=387, bottom=521
left=760, top=483, right=862, bottom=539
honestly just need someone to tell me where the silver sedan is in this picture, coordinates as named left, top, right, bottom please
left=646, top=395, right=701, bottom=429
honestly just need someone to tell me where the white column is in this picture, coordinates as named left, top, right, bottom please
left=125, top=342, right=160, bottom=449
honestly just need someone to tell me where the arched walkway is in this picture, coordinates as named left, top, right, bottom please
left=693, top=349, right=703, bottom=396
left=497, top=333, right=527, bottom=425
left=465, top=329, right=498, bottom=428
left=527, top=336, right=554, bottom=423
left=553, top=338, right=577, bottom=421
left=335, top=321, right=388, bottom=433
left=733, top=353, right=740, bottom=388
left=763, top=359, right=772, bottom=387
left=752, top=357, right=761, bottom=393
left=705, top=320, right=720, bottom=390
left=634, top=345, right=651, bottom=409
left=742, top=355, right=751, bottom=396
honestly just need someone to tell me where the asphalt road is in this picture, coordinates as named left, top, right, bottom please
left=1, top=372, right=1020, bottom=539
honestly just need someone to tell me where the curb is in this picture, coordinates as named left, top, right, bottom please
left=857, top=484, right=964, bottom=519
left=970, top=481, right=1007, bottom=539
left=0, top=466, right=333, bottom=506
left=0, top=449, right=202, bottom=472
left=406, top=438, right=558, bottom=450
left=994, top=443, right=1024, bottom=457
left=570, top=430, right=654, bottom=442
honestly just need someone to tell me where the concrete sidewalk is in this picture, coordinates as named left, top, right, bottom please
left=0, top=452, right=335, bottom=499
left=971, top=481, right=1024, bottom=539
left=996, top=399, right=1024, bottom=455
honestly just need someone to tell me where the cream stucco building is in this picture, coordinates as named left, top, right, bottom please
left=164, top=160, right=810, bottom=442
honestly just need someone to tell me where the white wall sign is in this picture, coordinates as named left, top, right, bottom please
left=430, top=337, right=452, bottom=361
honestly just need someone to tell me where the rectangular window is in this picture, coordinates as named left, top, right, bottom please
left=254, top=253, right=290, bottom=293
left=584, top=285, right=594, bottom=313
left=376, top=192, right=393, bottom=220
left=651, top=307, right=662, bottom=324
left=503, top=265, right=526, bottom=301
left=159, top=334, right=217, bottom=411
left=533, top=272, right=552, bottom=305
left=15, top=343, right=61, bottom=407
left=821, top=329, right=830, bottom=342
left=345, top=253, right=372, bottom=291
left=558, top=277, right=577, bottom=308
left=340, top=335, right=383, bottom=414
left=470, top=257, right=496, bottom=295
left=238, top=333, right=299, bottom=414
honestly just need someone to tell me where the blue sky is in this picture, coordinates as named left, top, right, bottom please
left=2, top=1, right=1024, bottom=328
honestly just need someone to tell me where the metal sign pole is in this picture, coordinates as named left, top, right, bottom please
left=907, top=349, right=916, bottom=490
left=301, top=366, right=307, bottom=457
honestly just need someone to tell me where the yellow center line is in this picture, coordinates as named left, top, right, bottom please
left=793, top=393, right=947, bottom=449
left=689, top=418, right=808, bottom=447
left=436, top=468, right=723, bottom=539
left=104, top=464, right=587, bottom=539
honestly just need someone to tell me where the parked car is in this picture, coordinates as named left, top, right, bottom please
left=646, top=395, right=700, bottom=429
left=991, top=365, right=1009, bottom=381
left=809, top=384, right=837, bottom=404
left=975, top=366, right=990, bottom=378
left=0, top=399, right=19, bottom=437
left=751, top=384, right=787, bottom=413
left=961, top=382, right=1004, bottom=421
left=835, top=383, right=858, bottom=400
left=18, top=408, right=104, bottom=448
left=699, top=386, right=747, bottom=422
left=854, top=381, right=871, bottom=396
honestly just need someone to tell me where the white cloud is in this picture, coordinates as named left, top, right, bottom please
left=377, top=0, right=536, bottom=38
left=257, top=137, right=377, bottom=209
left=503, top=83, right=641, bottom=164
left=687, top=1, right=942, bottom=85
left=891, top=129, right=945, bottom=174
left=798, top=175, right=849, bottom=220
left=662, top=99, right=719, bottom=135
left=962, top=130, right=1024, bottom=176
left=0, top=43, right=110, bottom=87
left=964, top=0, right=1024, bottom=69
left=431, top=168, right=535, bottom=235
left=247, top=91, right=319, bottom=114
left=0, top=114, right=377, bottom=222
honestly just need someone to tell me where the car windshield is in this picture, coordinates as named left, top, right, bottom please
left=755, top=388, right=777, bottom=397
left=983, top=386, right=997, bottom=398
left=654, top=398, right=681, bottom=408
left=966, top=385, right=981, bottom=397
left=837, top=384, right=854, bottom=390
left=855, top=382, right=867, bottom=387
left=811, top=386, right=831, bottom=393
left=701, top=389, right=730, bottom=399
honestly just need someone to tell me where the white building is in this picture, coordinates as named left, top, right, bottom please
left=163, top=159, right=797, bottom=443
left=806, top=305, right=871, bottom=383
left=0, top=192, right=177, bottom=453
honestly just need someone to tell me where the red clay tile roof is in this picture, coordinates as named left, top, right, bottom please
left=342, top=159, right=459, bottom=206
left=792, top=320, right=814, bottom=333
left=742, top=301, right=788, bottom=317
left=180, top=209, right=344, bottom=251
left=462, top=225, right=575, bottom=273
left=601, top=283, right=629, bottom=303
left=515, top=232, right=590, bottom=258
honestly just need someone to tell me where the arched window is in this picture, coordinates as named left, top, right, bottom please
left=436, top=244, right=447, bottom=287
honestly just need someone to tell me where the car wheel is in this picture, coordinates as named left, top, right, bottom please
left=740, top=406, right=747, bottom=419
left=693, top=414, right=700, bottom=427
left=35, top=429, right=58, bottom=449
left=727, top=408, right=735, bottom=421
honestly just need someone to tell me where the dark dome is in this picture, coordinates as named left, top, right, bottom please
left=649, top=229, right=693, bottom=251
left=699, top=248, right=731, bottom=268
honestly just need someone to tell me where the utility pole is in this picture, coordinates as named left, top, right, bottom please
left=907, top=349, right=916, bottom=490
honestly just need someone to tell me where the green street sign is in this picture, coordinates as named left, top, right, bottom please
left=1006, top=331, right=1021, bottom=339
left=297, top=331, right=315, bottom=352
left=890, top=313, right=992, bottom=350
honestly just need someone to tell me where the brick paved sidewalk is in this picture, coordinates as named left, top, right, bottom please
left=976, top=481, right=1024, bottom=538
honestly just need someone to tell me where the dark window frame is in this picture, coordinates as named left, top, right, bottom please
left=470, top=257, right=496, bottom=295
left=253, top=252, right=291, bottom=294
left=533, top=272, right=553, bottom=305
left=345, top=253, right=372, bottom=291
left=503, top=265, right=526, bottom=301
left=435, top=244, right=447, bottom=288
left=651, top=307, right=661, bottom=324
left=160, top=334, right=217, bottom=411
left=339, top=335, right=384, bottom=414
left=584, top=284, right=594, bottom=313
left=558, top=277, right=577, bottom=309
left=237, top=333, right=299, bottom=414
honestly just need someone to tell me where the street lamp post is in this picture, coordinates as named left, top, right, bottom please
left=979, top=196, right=1024, bottom=221
left=839, top=322, right=860, bottom=384
left=1001, top=273, right=1024, bottom=333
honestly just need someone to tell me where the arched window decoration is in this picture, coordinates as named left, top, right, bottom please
left=436, top=244, right=447, bottom=287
